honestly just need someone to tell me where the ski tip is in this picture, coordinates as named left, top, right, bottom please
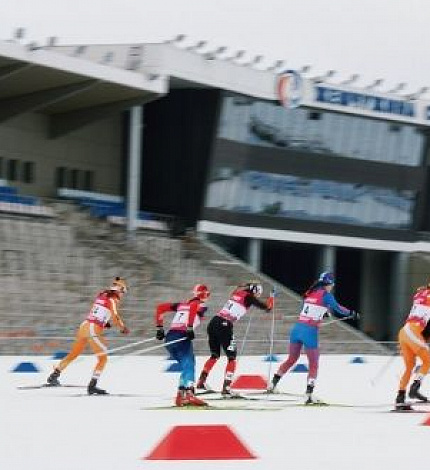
left=389, top=408, right=424, bottom=413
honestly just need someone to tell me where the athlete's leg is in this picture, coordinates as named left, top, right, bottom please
left=272, top=323, right=304, bottom=379
left=406, top=325, right=430, bottom=401
left=180, top=342, right=206, bottom=406
left=398, top=340, right=415, bottom=391
left=220, top=322, right=236, bottom=394
left=299, top=325, right=320, bottom=402
left=85, top=323, right=108, bottom=394
left=87, top=323, right=107, bottom=377
left=415, top=346, right=430, bottom=378
left=197, top=317, right=222, bottom=388
left=398, top=325, right=422, bottom=391
left=268, top=341, right=302, bottom=392
left=305, top=348, right=320, bottom=382
left=395, top=328, right=417, bottom=407
left=276, top=342, right=302, bottom=376
left=304, top=347, right=320, bottom=402
left=177, top=341, right=195, bottom=388
left=47, top=322, right=88, bottom=384
left=58, top=322, right=89, bottom=371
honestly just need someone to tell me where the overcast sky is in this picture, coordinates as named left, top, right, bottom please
left=1, top=0, right=429, bottom=93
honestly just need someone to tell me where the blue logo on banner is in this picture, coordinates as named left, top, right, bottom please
left=277, top=70, right=303, bottom=109
left=315, top=86, right=415, bottom=118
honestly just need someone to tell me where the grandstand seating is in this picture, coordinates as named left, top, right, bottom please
left=57, top=187, right=168, bottom=229
left=0, top=201, right=389, bottom=355
left=0, top=182, right=55, bottom=218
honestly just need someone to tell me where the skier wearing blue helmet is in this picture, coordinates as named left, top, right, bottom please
left=268, top=271, right=358, bottom=404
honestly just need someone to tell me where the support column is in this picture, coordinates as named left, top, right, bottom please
left=126, top=106, right=143, bottom=235
left=247, top=238, right=262, bottom=272
left=319, top=245, right=336, bottom=275
left=360, top=251, right=388, bottom=341
left=389, top=252, right=409, bottom=340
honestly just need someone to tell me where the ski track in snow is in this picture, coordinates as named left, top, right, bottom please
left=1, top=354, right=429, bottom=470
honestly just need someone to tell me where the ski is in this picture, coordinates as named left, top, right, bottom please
left=195, top=389, right=217, bottom=396
left=238, top=393, right=298, bottom=403
left=17, top=384, right=85, bottom=390
left=141, top=404, right=283, bottom=411
left=389, top=408, right=429, bottom=414
left=304, top=400, right=330, bottom=407
left=203, top=392, right=261, bottom=401
left=67, top=392, right=145, bottom=398
left=246, top=390, right=304, bottom=399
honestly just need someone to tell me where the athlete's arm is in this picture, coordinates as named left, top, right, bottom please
left=187, top=300, right=200, bottom=328
left=154, top=302, right=179, bottom=327
left=322, top=292, right=350, bottom=318
left=110, top=297, right=129, bottom=333
left=245, top=294, right=273, bottom=312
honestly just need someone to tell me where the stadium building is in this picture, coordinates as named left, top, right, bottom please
left=1, top=35, right=430, bottom=343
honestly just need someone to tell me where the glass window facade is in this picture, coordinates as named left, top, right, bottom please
left=218, top=95, right=425, bottom=166
left=203, top=92, right=426, bottom=232
left=205, top=169, right=415, bottom=229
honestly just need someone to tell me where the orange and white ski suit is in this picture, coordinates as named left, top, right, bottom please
left=398, top=287, right=430, bottom=391
left=56, top=290, right=127, bottom=379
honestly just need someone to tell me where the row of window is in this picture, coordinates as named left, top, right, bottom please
left=0, top=158, right=94, bottom=190
left=0, top=157, right=35, bottom=184
left=55, top=167, right=94, bottom=191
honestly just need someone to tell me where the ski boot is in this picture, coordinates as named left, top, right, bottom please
left=184, top=389, right=207, bottom=406
left=196, top=371, right=208, bottom=390
left=395, top=389, right=413, bottom=411
left=46, top=368, right=61, bottom=387
left=267, top=374, right=281, bottom=394
left=175, top=388, right=186, bottom=407
left=87, top=378, right=108, bottom=395
left=305, top=383, right=315, bottom=405
left=409, top=380, right=428, bottom=402
left=221, top=380, right=240, bottom=399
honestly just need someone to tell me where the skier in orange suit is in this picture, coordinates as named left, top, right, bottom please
left=395, top=283, right=430, bottom=410
left=46, top=277, right=129, bottom=394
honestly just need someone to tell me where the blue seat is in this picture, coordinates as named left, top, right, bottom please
left=0, top=186, right=18, bottom=195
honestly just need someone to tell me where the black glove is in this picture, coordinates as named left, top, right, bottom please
left=349, top=310, right=360, bottom=321
left=105, top=322, right=111, bottom=329
left=156, top=326, right=165, bottom=341
left=186, top=326, right=195, bottom=340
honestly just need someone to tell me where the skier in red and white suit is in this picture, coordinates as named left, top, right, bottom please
left=197, top=281, right=274, bottom=396
left=46, top=277, right=129, bottom=394
left=155, top=284, right=210, bottom=406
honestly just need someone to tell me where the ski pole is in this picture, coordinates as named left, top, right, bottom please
left=370, top=353, right=398, bottom=387
left=96, top=337, right=156, bottom=356
left=266, top=287, right=277, bottom=384
left=122, top=336, right=187, bottom=356
left=239, top=308, right=253, bottom=357
left=319, top=314, right=356, bottom=328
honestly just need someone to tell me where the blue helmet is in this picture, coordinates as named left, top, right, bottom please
left=318, top=272, right=335, bottom=286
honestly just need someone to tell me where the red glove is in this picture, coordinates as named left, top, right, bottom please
left=266, top=296, right=274, bottom=311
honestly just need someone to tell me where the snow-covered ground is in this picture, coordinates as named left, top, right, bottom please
left=1, top=353, right=429, bottom=470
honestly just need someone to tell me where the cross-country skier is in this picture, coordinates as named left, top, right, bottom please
left=268, top=272, right=356, bottom=404
left=196, top=281, right=274, bottom=397
left=395, top=283, right=430, bottom=411
left=155, top=284, right=210, bottom=407
left=46, top=277, right=130, bottom=394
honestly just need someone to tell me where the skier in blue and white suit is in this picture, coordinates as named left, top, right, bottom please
left=268, top=272, right=357, bottom=403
